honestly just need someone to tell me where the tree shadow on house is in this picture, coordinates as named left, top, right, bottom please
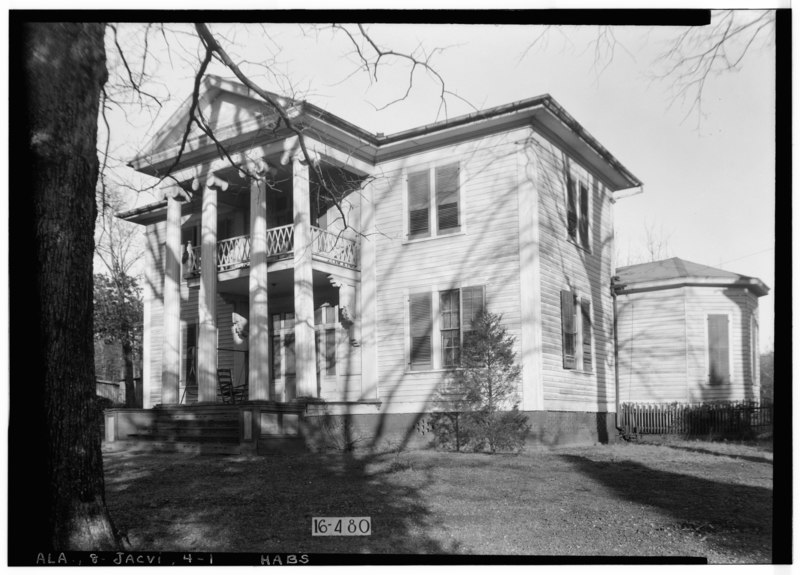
left=103, top=447, right=458, bottom=554
left=558, top=453, right=773, bottom=561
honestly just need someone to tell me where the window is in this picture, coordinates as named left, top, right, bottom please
left=314, top=305, right=338, bottom=377
left=561, top=290, right=592, bottom=371
left=410, top=286, right=484, bottom=371
left=707, top=314, right=730, bottom=385
left=566, top=175, right=590, bottom=249
left=407, top=163, right=461, bottom=240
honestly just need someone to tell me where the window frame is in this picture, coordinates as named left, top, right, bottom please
left=561, top=289, right=593, bottom=373
left=404, top=162, right=465, bottom=242
left=565, top=172, right=592, bottom=252
left=407, top=285, right=485, bottom=372
left=706, top=312, right=733, bottom=386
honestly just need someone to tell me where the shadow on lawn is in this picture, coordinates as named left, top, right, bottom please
left=644, top=444, right=773, bottom=466
left=104, top=448, right=456, bottom=554
left=559, top=454, right=772, bottom=560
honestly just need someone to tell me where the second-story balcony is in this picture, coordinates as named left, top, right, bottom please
left=183, top=224, right=359, bottom=278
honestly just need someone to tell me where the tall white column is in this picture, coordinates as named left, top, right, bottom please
left=248, top=169, right=271, bottom=400
left=161, top=186, right=183, bottom=405
left=198, top=176, right=219, bottom=402
left=292, top=156, right=316, bottom=399
left=360, top=180, right=378, bottom=400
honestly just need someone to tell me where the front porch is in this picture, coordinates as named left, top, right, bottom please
left=176, top=266, right=364, bottom=406
left=139, top=144, right=370, bottom=410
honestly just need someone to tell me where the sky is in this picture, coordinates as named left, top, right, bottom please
left=101, top=16, right=777, bottom=352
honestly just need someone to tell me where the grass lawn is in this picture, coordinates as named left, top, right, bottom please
left=103, top=438, right=772, bottom=563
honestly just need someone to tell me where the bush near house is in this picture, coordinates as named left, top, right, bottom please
left=431, top=310, right=530, bottom=453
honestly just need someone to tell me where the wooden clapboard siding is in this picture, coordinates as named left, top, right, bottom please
left=684, top=286, right=760, bottom=403
left=530, top=130, right=615, bottom=412
left=371, top=130, right=527, bottom=408
left=615, top=289, right=689, bottom=403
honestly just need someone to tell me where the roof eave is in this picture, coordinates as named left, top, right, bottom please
left=614, top=277, right=769, bottom=297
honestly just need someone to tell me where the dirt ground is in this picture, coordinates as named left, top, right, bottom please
left=103, top=437, right=773, bottom=563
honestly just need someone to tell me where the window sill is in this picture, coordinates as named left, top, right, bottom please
left=403, top=231, right=466, bottom=245
left=406, top=368, right=463, bottom=375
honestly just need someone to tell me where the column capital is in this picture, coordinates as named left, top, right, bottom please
left=162, top=182, right=190, bottom=202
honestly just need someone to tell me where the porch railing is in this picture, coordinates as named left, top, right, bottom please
left=183, top=224, right=357, bottom=276
left=311, top=227, right=358, bottom=269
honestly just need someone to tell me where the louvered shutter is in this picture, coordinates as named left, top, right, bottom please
left=561, top=290, right=577, bottom=369
left=579, top=182, right=589, bottom=247
left=707, top=314, right=730, bottom=385
left=566, top=176, right=578, bottom=240
left=408, top=171, right=430, bottom=239
left=410, top=292, right=432, bottom=370
left=581, top=298, right=592, bottom=371
left=436, top=163, right=460, bottom=232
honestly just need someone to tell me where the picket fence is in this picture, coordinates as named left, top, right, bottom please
left=620, top=401, right=773, bottom=436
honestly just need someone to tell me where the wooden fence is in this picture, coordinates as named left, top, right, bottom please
left=620, top=401, right=773, bottom=437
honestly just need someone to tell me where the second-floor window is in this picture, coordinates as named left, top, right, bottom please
left=407, top=163, right=461, bottom=240
left=566, top=175, right=590, bottom=250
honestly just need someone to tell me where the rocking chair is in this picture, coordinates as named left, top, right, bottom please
left=217, top=368, right=247, bottom=404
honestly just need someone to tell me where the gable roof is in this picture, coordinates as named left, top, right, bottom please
left=614, top=257, right=769, bottom=297
left=128, top=75, right=642, bottom=193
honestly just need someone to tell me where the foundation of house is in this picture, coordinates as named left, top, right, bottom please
left=103, top=404, right=619, bottom=454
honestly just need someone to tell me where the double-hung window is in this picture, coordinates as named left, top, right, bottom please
left=409, top=285, right=485, bottom=371
left=566, top=175, right=590, bottom=250
left=561, top=290, right=592, bottom=371
left=407, top=163, right=461, bottom=240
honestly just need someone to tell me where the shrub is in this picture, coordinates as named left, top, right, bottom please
left=432, top=310, right=530, bottom=453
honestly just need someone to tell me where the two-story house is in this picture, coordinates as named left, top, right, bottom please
left=107, top=75, right=642, bottom=451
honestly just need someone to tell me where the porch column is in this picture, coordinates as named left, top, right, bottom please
left=292, top=155, right=316, bottom=399
left=161, top=184, right=185, bottom=405
left=197, top=173, right=226, bottom=402
left=248, top=163, right=271, bottom=400
left=360, top=180, right=379, bottom=400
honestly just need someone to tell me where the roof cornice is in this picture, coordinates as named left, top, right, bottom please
left=129, top=79, right=643, bottom=192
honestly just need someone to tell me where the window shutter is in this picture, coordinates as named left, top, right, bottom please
left=566, top=176, right=577, bottom=239
left=408, top=171, right=430, bottom=238
left=707, top=314, right=730, bottom=385
left=409, top=292, right=432, bottom=370
left=581, top=298, right=592, bottom=371
left=579, top=182, right=589, bottom=247
left=561, top=290, right=577, bottom=369
left=436, top=164, right=460, bottom=232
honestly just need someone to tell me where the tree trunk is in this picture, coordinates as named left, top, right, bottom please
left=19, top=21, right=120, bottom=552
left=122, top=340, right=137, bottom=408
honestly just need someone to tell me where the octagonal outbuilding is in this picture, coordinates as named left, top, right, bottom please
left=613, top=257, right=769, bottom=404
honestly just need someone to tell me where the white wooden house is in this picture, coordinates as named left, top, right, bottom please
left=613, top=257, right=769, bottom=405
left=108, top=75, right=642, bottom=450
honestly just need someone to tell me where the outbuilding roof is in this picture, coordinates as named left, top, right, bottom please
left=614, top=257, right=769, bottom=297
